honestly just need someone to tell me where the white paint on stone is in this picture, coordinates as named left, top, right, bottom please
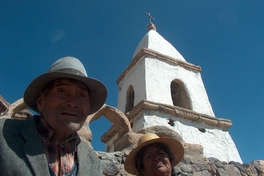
left=117, top=56, right=214, bottom=116
left=145, top=57, right=214, bottom=116
left=132, top=110, right=242, bottom=163
left=116, top=28, right=242, bottom=163
left=133, top=30, right=186, bottom=62
left=117, top=58, right=147, bottom=112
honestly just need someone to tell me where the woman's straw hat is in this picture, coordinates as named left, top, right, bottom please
left=124, top=133, right=184, bottom=175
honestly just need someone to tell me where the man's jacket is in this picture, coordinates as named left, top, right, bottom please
left=0, top=116, right=102, bottom=176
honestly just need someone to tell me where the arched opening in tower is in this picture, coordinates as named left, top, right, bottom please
left=170, top=80, right=192, bottom=110
left=125, top=85, right=135, bottom=113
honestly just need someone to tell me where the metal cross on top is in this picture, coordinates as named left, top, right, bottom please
left=145, top=12, right=155, bottom=23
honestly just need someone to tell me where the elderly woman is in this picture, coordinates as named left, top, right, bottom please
left=124, top=133, right=184, bottom=176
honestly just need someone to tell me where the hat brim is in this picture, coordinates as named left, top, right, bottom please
left=124, top=136, right=184, bottom=175
left=24, top=71, right=107, bottom=115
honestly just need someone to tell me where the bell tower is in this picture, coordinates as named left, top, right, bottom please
left=117, top=23, right=215, bottom=117
left=108, top=21, right=242, bottom=162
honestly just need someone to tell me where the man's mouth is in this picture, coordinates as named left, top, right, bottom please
left=60, top=112, right=78, bottom=117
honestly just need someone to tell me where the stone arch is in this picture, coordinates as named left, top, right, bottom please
left=87, top=104, right=132, bottom=141
left=2, top=98, right=32, bottom=119
left=2, top=98, right=132, bottom=149
left=170, top=80, right=192, bottom=110
left=125, top=85, right=134, bottom=113
left=3, top=98, right=131, bottom=145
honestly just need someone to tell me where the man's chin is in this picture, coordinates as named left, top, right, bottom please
left=63, top=123, right=83, bottom=133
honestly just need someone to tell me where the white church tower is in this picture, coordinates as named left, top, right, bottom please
left=115, top=22, right=242, bottom=163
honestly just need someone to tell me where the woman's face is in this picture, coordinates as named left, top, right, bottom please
left=141, top=145, right=172, bottom=176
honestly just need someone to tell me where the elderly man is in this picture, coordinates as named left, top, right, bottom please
left=0, top=57, right=107, bottom=175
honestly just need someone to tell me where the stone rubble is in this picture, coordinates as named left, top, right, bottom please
left=98, top=151, right=264, bottom=176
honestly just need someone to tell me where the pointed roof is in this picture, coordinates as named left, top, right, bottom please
left=132, top=23, right=186, bottom=62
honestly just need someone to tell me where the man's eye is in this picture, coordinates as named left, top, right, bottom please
left=79, top=91, right=89, bottom=98
left=57, top=88, right=64, bottom=93
left=80, top=94, right=87, bottom=98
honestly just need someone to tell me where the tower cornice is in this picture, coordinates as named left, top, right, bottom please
left=101, top=99, right=232, bottom=144
left=127, top=100, right=232, bottom=130
left=116, top=48, right=202, bottom=84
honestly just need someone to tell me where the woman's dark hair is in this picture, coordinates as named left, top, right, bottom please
left=135, top=142, right=177, bottom=176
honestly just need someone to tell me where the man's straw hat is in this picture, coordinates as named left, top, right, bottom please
left=24, top=56, right=107, bottom=115
left=124, top=133, right=184, bottom=175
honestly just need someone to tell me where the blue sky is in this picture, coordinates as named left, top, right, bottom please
left=1, top=1, right=263, bottom=164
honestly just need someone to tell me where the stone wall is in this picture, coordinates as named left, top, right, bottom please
left=98, top=130, right=264, bottom=175
left=98, top=144, right=264, bottom=176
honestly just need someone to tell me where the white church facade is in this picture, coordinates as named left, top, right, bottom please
left=108, top=22, right=242, bottom=163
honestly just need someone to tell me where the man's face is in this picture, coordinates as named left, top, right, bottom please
left=37, top=78, right=90, bottom=138
left=141, top=145, right=172, bottom=176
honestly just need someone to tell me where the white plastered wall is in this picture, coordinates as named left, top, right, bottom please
left=145, top=57, right=215, bottom=116
left=132, top=110, right=242, bottom=163
left=117, top=58, right=147, bottom=112
left=117, top=56, right=214, bottom=116
left=114, top=27, right=242, bottom=163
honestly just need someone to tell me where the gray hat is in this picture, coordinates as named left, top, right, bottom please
left=24, top=56, right=107, bottom=115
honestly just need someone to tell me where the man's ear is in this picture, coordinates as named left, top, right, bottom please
left=36, top=94, right=44, bottom=112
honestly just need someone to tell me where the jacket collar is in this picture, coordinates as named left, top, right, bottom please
left=21, top=115, right=98, bottom=175
left=21, top=115, right=50, bottom=175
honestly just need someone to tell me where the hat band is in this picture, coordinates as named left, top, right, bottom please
left=51, top=68, right=86, bottom=77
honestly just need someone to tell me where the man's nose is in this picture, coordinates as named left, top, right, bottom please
left=65, top=95, right=79, bottom=108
